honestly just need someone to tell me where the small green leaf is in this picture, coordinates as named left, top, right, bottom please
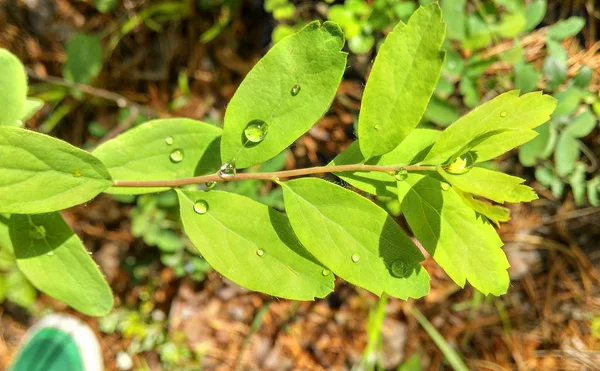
left=459, top=75, right=479, bottom=107
left=221, top=21, right=347, bottom=169
left=397, top=173, right=509, bottom=295
left=424, top=97, right=459, bottom=127
left=572, top=66, right=593, bottom=89
left=555, top=133, right=579, bottom=176
left=455, top=189, right=510, bottom=225
left=519, top=122, right=552, bottom=166
left=93, top=119, right=222, bottom=195
left=535, top=166, right=554, bottom=186
left=9, top=213, right=113, bottom=316
left=348, top=34, right=375, bottom=54
left=439, top=167, right=538, bottom=203
left=569, top=163, right=586, bottom=206
left=95, top=0, right=119, bottom=12
left=546, top=39, right=568, bottom=62
left=462, top=15, right=492, bottom=50
left=547, top=17, right=585, bottom=40
left=553, top=87, right=583, bottom=117
left=495, top=13, right=526, bottom=38
left=514, top=61, right=540, bottom=93
left=22, top=98, right=44, bottom=121
left=0, top=48, right=27, bottom=127
left=0, top=127, right=113, bottom=213
left=524, top=0, right=546, bottom=32
left=467, top=129, right=539, bottom=163
left=587, top=176, right=600, bottom=207
left=332, top=129, right=441, bottom=198
left=282, top=178, right=430, bottom=299
left=441, top=0, right=466, bottom=41
left=424, top=91, right=556, bottom=165
left=543, top=56, right=567, bottom=90
left=358, top=3, right=446, bottom=158
left=63, top=33, right=103, bottom=84
left=565, top=109, right=597, bottom=138
left=177, top=189, right=333, bottom=300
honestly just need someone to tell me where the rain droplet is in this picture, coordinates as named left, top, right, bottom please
left=322, top=268, right=331, bottom=276
left=46, top=251, right=54, bottom=256
left=444, top=152, right=476, bottom=175
left=169, top=149, right=184, bottom=163
left=243, top=120, right=268, bottom=143
left=351, top=253, right=361, bottom=263
left=374, top=124, right=380, bottom=131
left=391, top=260, right=408, bottom=277
left=16, top=120, right=24, bottom=127
left=441, top=182, right=450, bottom=191
left=219, top=162, right=236, bottom=181
left=291, top=84, right=301, bottom=96
left=165, top=136, right=174, bottom=145
left=73, top=169, right=83, bottom=177
left=205, top=181, right=216, bottom=190
left=256, top=249, right=265, bottom=257
left=395, top=169, right=408, bottom=181
left=500, top=111, right=507, bottom=118
left=193, top=200, right=208, bottom=214
left=29, top=225, right=46, bottom=240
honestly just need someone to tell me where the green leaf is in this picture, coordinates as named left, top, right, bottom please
left=220, top=21, right=346, bottom=169
left=177, top=189, right=333, bottom=300
left=63, top=33, right=103, bottom=84
left=358, top=3, right=446, bottom=158
left=468, top=129, right=539, bottom=163
left=459, top=75, right=479, bottom=107
left=543, top=56, right=567, bottom=90
left=348, top=34, right=375, bottom=54
left=95, top=0, right=119, bottom=12
left=454, top=189, right=510, bottom=225
left=547, top=17, right=585, bottom=40
left=524, top=0, right=546, bottom=32
left=495, top=13, right=526, bottom=38
left=573, top=66, right=593, bottom=89
left=569, top=163, right=586, bottom=206
left=565, top=109, right=597, bottom=138
left=535, top=166, right=554, bottom=186
left=6, top=270, right=36, bottom=308
left=587, top=176, right=600, bottom=207
left=553, top=87, right=583, bottom=117
left=463, top=15, right=492, bottom=50
left=0, top=48, right=28, bottom=127
left=514, top=61, right=540, bottom=93
left=396, top=173, right=509, bottom=295
left=22, top=98, right=44, bottom=121
left=0, top=127, right=112, bottom=213
left=439, top=167, right=537, bottom=203
left=424, top=97, right=459, bottom=127
left=9, top=213, right=113, bottom=316
left=555, top=133, right=579, bottom=176
left=281, top=178, right=430, bottom=299
left=441, top=0, right=466, bottom=41
left=331, top=129, right=441, bottom=198
left=423, top=91, right=556, bottom=165
left=92, top=119, right=221, bottom=195
left=546, top=39, right=568, bottom=62
left=519, top=121, right=552, bottom=166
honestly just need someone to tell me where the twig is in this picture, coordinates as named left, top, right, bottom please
left=112, top=164, right=436, bottom=188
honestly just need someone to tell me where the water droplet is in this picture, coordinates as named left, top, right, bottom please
left=87, top=251, right=93, bottom=255
left=219, top=162, right=236, bottom=180
left=16, top=120, right=24, bottom=127
left=193, top=200, right=208, bottom=214
left=291, top=84, right=301, bottom=96
left=395, top=168, right=408, bottom=181
left=169, top=149, right=184, bottom=163
left=243, top=120, right=268, bottom=143
left=73, top=169, right=83, bottom=177
left=165, top=136, right=174, bottom=145
left=441, top=182, right=450, bottom=191
left=444, top=152, right=476, bottom=175
left=391, top=260, right=408, bottom=277
left=29, top=225, right=46, bottom=240
left=351, top=253, right=361, bottom=263
left=500, top=111, right=507, bottom=118
left=322, top=268, right=331, bottom=276
left=256, top=249, right=265, bottom=257
left=374, top=124, right=380, bottom=131
left=205, top=181, right=216, bottom=190
left=46, top=251, right=54, bottom=256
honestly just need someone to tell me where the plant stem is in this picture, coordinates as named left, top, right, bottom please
left=111, top=164, right=436, bottom=188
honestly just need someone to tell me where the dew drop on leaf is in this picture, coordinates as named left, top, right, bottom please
left=391, top=260, right=408, bottom=277
left=321, top=268, right=330, bottom=276
left=73, top=169, right=83, bottom=177
left=500, top=111, right=507, bottom=118
left=46, top=251, right=54, bottom=256
left=219, top=162, right=236, bottom=180
left=205, top=181, right=216, bottom=190
left=395, top=168, right=408, bottom=181
left=243, top=120, right=268, bottom=143
left=374, top=124, right=380, bottom=131
left=29, top=225, right=46, bottom=240
left=291, top=84, right=301, bottom=96
left=441, top=182, right=450, bottom=191
left=169, top=149, right=184, bottom=163
left=193, top=200, right=208, bottom=214
left=351, top=253, right=361, bottom=263
left=256, top=249, right=265, bottom=257
left=165, top=136, right=174, bottom=145
left=444, top=152, right=476, bottom=175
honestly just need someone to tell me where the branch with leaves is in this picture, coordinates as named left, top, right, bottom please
left=0, top=4, right=556, bottom=316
